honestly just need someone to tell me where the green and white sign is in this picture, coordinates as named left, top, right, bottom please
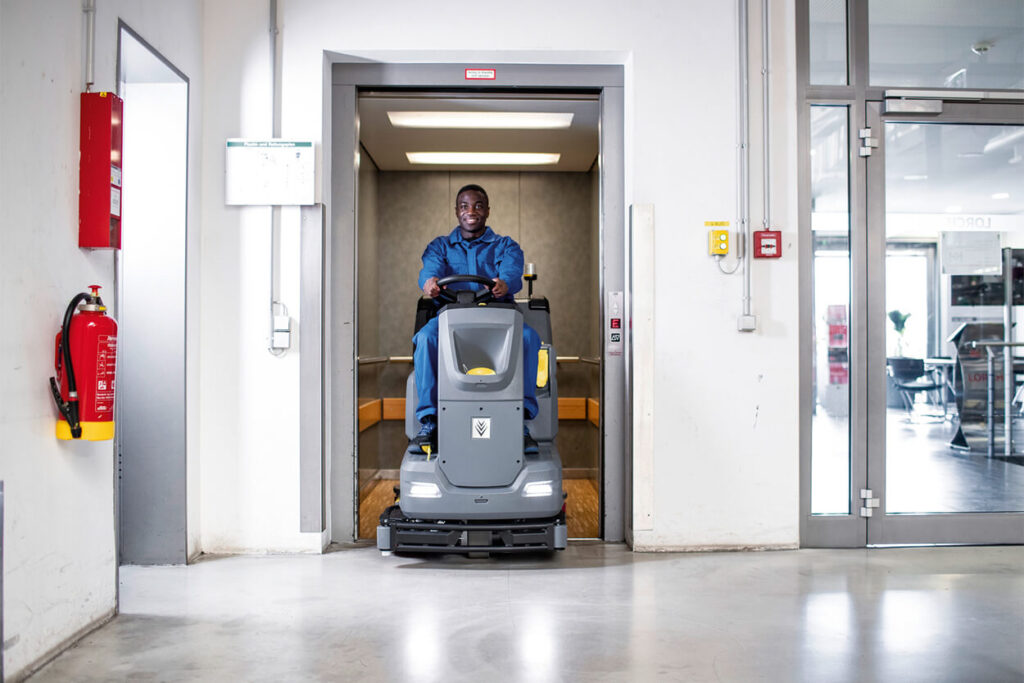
left=225, top=139, right=315, bottom=206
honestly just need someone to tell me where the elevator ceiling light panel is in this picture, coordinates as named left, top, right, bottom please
left=406, top=152, right=561, bottom=166
left=388, top=111, right=574, bottom=130
left=359, top=94, right=599, bottom=171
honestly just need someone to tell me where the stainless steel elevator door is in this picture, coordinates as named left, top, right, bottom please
left=117, top=27, right=189, bottom=565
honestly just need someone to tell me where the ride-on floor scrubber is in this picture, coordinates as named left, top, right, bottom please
left=377, top=274, right=567, bottom=554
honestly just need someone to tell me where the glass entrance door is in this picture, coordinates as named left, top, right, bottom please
left=865, top=100, right=1024, bottom=544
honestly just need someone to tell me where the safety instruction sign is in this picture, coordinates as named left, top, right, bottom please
left=225, top=139, right=315, bottom=206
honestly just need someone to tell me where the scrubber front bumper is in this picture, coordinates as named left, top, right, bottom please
left=377, top=505, right=567, bottom=554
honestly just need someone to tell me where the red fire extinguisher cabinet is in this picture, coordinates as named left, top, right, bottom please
left=79, top=92, right=123, bottom=249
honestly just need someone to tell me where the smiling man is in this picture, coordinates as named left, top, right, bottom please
left=411, top=184, right=541, bottom=455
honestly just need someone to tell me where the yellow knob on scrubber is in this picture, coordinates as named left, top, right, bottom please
left=467, top=367, right=495, bottom=376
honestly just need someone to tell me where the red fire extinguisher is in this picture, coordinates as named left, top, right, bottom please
left=49, top=285, right=118, bottom=440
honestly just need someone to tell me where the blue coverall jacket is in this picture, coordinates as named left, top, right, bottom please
left=413, top=226, right=541, bottom=423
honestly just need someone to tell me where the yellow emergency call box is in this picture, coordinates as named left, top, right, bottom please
left=709, top=229, right=730, bottom=255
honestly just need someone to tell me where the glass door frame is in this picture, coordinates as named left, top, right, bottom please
left=865, top=100, right=1024, bottom=545
left=798, top=0, right=872, bottom=547
left=800, top=97, right=869, bottom=547
left=798, top=0, right=1024, bottom=546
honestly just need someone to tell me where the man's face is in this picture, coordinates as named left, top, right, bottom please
left=455, top=190, right=489, bottom=236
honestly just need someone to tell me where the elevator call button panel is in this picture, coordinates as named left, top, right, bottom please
left=607, top=292, right=624, bottom=357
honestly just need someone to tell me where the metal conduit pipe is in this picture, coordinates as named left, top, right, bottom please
left=83, top=0, right=96, bottom=91
left=761, top=0, right=771, bottom=234
left=267, top=0, right=285, bottom=356
left=736, top=0, right=771, bottom=333
left=737, top=0, right=752, bottom=328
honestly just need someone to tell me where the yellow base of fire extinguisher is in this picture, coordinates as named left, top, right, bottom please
left=56, top=420, right=115, bottom=441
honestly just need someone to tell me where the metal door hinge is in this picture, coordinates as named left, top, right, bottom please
left=860, top=488, right=880, bottom=517
left=859, top=128, right=878, bottom=157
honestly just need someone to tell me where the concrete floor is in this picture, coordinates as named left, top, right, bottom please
left=30, top=544, right=1024, bottom=683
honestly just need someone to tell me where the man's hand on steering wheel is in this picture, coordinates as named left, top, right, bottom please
left=490, top=278, right=509, bottom=298
left=423, top=276, right=441, bottom=298
left=433, top=274, right=499, bottom=303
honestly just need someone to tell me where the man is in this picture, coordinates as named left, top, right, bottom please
left=411, top=184, right=541, bottom=455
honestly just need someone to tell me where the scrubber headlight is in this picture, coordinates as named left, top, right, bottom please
left=409, top=482, right=442, bottom=498
left=523, top=481, right=554, bottom=498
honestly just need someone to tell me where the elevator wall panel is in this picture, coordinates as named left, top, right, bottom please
left=367, top=171, right=600, bottom=474
left=376, top=171, right=595, bottom=359
left=376, top=172, right=451, bottom=357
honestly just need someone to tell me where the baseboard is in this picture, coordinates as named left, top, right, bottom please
left=9, top=607, right=116, bottom=682
left=630, top=543, right=800, bottom=553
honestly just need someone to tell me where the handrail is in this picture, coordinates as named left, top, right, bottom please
left=357, top=355, right=413, bottom=365
left=967, top=341, right=1024, bottom=348
left=357, top=354, right=601, bottom=366
left=553, top=356, right=601, bottom=365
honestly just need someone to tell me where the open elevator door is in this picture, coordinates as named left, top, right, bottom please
left=352, top=90, right=604, bottom=540
left=305, top=62, right=626, bottom=543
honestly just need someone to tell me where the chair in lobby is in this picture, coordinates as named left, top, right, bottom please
left=887, top=357, right=945, bottom=421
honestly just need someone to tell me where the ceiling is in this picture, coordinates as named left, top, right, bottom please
left=358, top=93, right=599, bottom=172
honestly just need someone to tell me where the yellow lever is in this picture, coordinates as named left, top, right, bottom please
left=536, top=349, right=549, bottom=388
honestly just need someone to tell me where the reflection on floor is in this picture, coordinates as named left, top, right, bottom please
left=812, top=408, right=1024, bottom=514
left=885, top=411, right=1024, bottom=513
left=358, top=478, right=600, bottom=540
left=32, top=546, right=1024, bottom=682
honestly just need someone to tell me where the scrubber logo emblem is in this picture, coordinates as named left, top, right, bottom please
left=472, top=417, right=491, bottom=439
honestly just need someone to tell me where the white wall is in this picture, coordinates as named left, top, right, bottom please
left=197, top=0, right=320, bottom=554
left=0, top=1, right=202, bottom=678
left=200, top=0, right=800, bottom=551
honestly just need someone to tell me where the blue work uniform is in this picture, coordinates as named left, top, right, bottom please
left=413, top=226, right=541, bottom=423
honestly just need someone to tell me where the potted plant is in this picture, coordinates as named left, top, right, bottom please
left=888, top=309, right=911, bottom=357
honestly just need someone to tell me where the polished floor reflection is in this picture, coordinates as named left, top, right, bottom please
left=813, top=408, right=1024, bottom=514
left=886, top=410, right=1024, bottom=513
left=30, top=545, right=1024, bottom=682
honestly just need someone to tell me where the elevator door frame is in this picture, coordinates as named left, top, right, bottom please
left=324, top=62, right=627, bottom=543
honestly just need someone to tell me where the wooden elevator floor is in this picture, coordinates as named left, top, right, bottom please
left=358, top=478, right=600, bottom=540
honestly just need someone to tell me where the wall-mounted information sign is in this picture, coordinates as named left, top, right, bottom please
left=225, top=139, right=314, bottom=206
left=941, top=231, right=1002, bottom=276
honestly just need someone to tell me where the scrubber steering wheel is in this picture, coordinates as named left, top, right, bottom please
left=436, top=274, right=496, bottom=304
